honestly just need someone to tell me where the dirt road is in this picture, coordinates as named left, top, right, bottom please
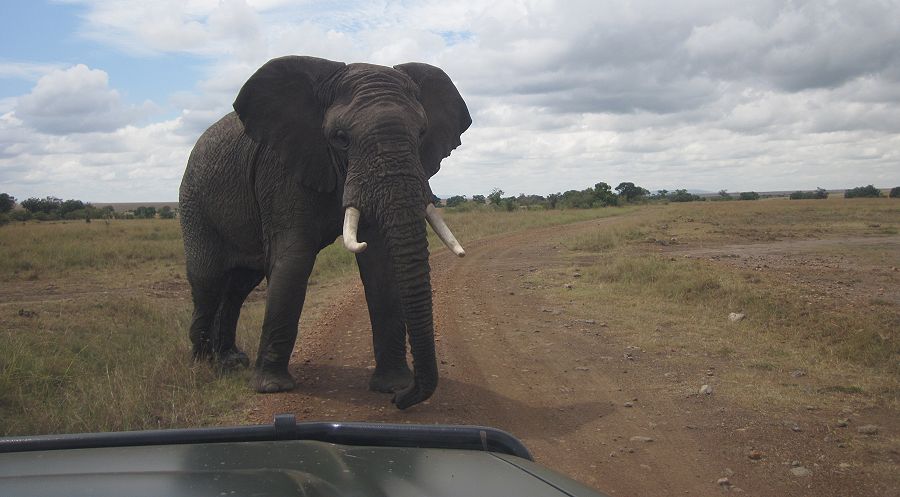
left=251, top=219, right=898, bottom=497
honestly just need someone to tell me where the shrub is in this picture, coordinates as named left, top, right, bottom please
left=844, top=185, right=883, bottom=198
left=790, top=188, right=828, bottom=200
left=888, top=186, right=899, bottom=198
left=669, top=189, right=701, bottom=202
left=739, top=191, right=760, bottom=200
left=9, top=210, right=31, bottom=222
left=159, top=206, right=176, bottom=219
left=445, top=195, right=467, bottom=208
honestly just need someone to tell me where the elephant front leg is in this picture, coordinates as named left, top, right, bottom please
left=356, top=228, right=413, bottom=393
left=252, top=252, right=316, bottom=393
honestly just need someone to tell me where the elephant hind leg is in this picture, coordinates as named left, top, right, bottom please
left=212, top=267, right=264, bottom=370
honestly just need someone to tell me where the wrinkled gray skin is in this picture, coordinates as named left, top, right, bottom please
left=179, top=56, right=470, bottom=409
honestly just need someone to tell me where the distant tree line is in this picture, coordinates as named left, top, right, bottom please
left=441, top=182, right=771, bottom=211
left=0, top=193, right=177, bottom=224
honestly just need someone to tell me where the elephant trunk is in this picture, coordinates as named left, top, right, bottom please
left=378, top=205, right=437, bottom=409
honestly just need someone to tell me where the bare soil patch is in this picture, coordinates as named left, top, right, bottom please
left=673, top=236, right=900, bottom=307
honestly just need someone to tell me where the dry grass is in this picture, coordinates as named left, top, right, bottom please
left=553, top=196, right=900, bottom=410
left=0, top=205, right=633, bottom=435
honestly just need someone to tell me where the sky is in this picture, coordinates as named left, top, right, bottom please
left=1, top=0, right=899, bottom=202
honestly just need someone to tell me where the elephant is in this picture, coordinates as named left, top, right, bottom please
left=179, top=56, right=470, bottom=410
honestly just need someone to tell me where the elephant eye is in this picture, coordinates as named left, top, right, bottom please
left=332, top=129, right=350, bottom=150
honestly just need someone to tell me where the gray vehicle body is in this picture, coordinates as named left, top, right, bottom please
left=0, top=416, right=609, bottom=497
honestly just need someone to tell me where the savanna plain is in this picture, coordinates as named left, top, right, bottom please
left=1, top=197, right=897, bottom=496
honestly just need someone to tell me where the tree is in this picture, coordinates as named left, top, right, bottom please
left=890, top=187, right=900, bottom=198
left=559, top=189, right=594, bottom=209
left=651, top=189, right=669, bottom=200
left=717, top=189, right=732, bottom=200
left=844, top=185, right=882, bottom=198
left=488, top=188, right=504, bottom=206
left=445, top=195, right=467, bottom=208
left=790, top=188, right=828, bottom=200
left=739, top=191, right=760, bottom=201
left=59, top=199, right=85, bottom=216
left=159, top=206, right=176, bottom=219
left=21, top=196, right=62, bottom=214
left=471, top=194, right=486, bottom=204
left=546, top=193, right=561, bottom=209
left=669, top=189, right=700, bottom=202
left=134, top=206, right=157, bottom=218
left=0, top=193, right=16, bottom=213
left=614, top=182, right=648, bottom=202
left=593, top=182, right=617, bottom=206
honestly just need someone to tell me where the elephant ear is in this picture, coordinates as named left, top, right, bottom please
left=234, top=56, right=346, bottom=192
left=394, top=63, right=471, bottom=178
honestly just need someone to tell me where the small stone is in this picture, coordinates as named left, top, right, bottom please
left=728, top=312, right=745, bottom=322
left=564, top=283, right=573, bottom=289
left=838, top=463, right=851, bottom=469
left=857, top=424, right=878, bottom=435
left=717, top=477, right=731, bottom=487
left=790, top=466, right=811, bottom=477
left=790, top=370, right=807, bottom=378
left=629, top=436, right=654, bottom=443
left=609, top=452, right=617, bottom=458
left=791, top=425, right=802, bottom=432
left=699, top=384, right=713, bottom=395
left=791, top=460, right=801, bottom=467
left=624, top=401, right=634, bottom=408
left=748, top=449, right=764, bottom=460
left=837, top=419, right=849, bottom=428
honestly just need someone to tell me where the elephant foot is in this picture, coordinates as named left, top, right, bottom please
left=191, top=342, right=213, bottom=361
left=251, top=370, right=296, bottom=393
left=216, top=348, right=250, bottom=371
left=369, top=366, right=413, bottom=393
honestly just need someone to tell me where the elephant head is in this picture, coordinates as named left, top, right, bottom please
left=232, top=56, right=470, bottom=408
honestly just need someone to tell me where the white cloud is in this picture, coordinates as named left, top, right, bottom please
left=15, top=64, right=154, bottom=135
left=3, top=0, right=900, bottom=202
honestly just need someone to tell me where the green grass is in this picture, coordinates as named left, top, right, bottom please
left=0, top=296, right=261, bottom=435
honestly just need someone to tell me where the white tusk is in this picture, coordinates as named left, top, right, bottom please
left=342, top=207, right=368, bottom=253
left=426, top=203, right=465, bottom=257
